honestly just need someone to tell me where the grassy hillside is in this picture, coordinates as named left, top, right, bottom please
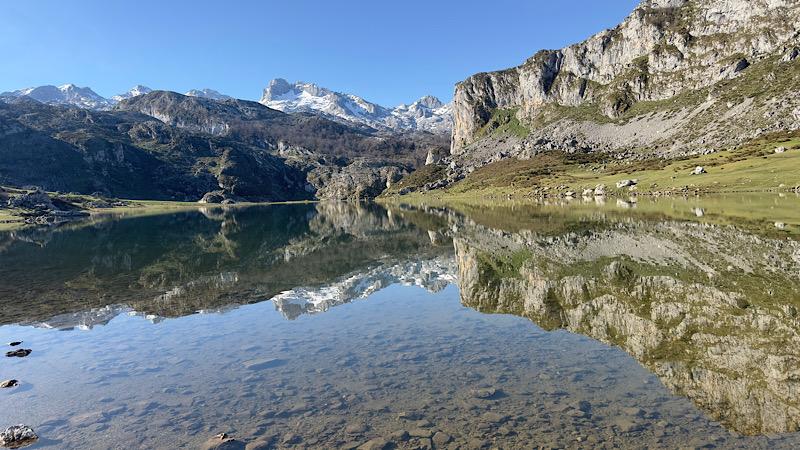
left=384, top=131, right=800, bottom=200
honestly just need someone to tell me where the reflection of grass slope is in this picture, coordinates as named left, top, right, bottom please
left=387, top=193, right=800, bottom=237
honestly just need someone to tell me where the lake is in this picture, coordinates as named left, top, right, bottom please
left=2, top=196, right=800, bottom=449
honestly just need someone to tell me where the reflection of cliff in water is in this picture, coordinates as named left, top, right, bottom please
left=437, top=205, right=800, bottom=435
left=0, top=203, right=453, bottom=327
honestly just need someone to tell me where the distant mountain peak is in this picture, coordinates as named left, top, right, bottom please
left=111, top=85, right=153, bottom=103
left=1, top=83, right=112, bottom=110
left=185, top=88, right=232, bottom=101
left=260, top=78, right=452, bottom=134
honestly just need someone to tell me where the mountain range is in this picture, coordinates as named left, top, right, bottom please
left=260, top=78, right=453, bottom=134
left=1, top=80, right=452, bottom=134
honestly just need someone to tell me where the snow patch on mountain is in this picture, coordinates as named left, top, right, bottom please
left=260, top=78, right=452, bottom=134
left=111, top=85, right=153, bottom=102
left=185, top=88, right=233, bottom=101
left=1, top=84, right=114, bottom=110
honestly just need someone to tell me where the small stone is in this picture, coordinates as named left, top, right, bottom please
left=480, top=412, right=508, bottom=424
left=0, top=425, right=38, bottom=448
left=0, top=380, right=18, bottom=389
left=432, top=431, right=452, bottom=446
left=616, top=179, right=637, bottom=189
left=358, top=438, right=392, bottom=450
left=470, top=387, right=499, bottom=399
left=345, top=423, right=368, bottom=435
left=408, top=428, right=433, bottom=438
left=775, top=146, right=787, bottom=154
left=7, top=342, right=22, bottom=347
left=691, top=166, right=706, bottom=175
left=5, top=349, right=31, bottom=358
left=397, top=411, right=422, bottom=420
left=389, top=430, right=409, bottom=441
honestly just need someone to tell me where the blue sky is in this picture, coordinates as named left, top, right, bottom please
left=0, top=0, right=639, bottom=106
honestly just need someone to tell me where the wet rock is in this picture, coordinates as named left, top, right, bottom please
left=5, top=349, right=31, bottom=358
left=243, top=358, right=286, bottom=371
left=281, top=433, right=301, bottom=445
left=470, top=387, right=501, bottom=399
left=358, top=437, right=393, bottom=450
left=200, top=433, right=246, bottom=450
left=0, top=380, right=18, bottom=389
left=7, top=342, right=21, bottom=347
left=345, top=423, right=369, bottom=435
left=480, top=412, right=508, bottom=424
left=0, top=425, right=38, bottom=449
left=388, top=430, right=409, bottom=441
left=397, top=411, right=422, bottom=421
left=408, top=428, right=433, bottom=438
left=244, top=440, right=272, bottom=450
left=432, top=432, right=452, bottom=446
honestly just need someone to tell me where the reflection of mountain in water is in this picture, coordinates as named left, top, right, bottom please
left=0, top=203, right=453, bottom=328
left=273, top=256, right=457, bottom=320
left=432, top=205, right=800, bottom=435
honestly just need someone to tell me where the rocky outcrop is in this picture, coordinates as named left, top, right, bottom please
left=452, top=0, right=800, bottom=157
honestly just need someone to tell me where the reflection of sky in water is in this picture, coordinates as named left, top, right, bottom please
left=2, top=284, right=797, bottom=449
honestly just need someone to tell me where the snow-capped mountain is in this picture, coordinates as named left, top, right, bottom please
left=185, top=88, right=232, bottom=101
left=111, top=85, right=153, bottom=102
left=260, top=78, right=452, bottom=134
left=0, top=84, right=113, bottom=110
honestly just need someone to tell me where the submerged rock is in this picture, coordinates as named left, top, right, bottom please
left=200, top=433, right=245, bottom=450
left=0, top=425, right=38, bottom=449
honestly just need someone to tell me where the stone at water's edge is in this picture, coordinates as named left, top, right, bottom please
left=0, top=380, right=18, bottom=389
left=0, top=425, right=38, bottom=449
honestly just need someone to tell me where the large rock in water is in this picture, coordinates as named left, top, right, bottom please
left=0, top=425, right=38, bottom=448
left=451, top=0, right=800, bottom=157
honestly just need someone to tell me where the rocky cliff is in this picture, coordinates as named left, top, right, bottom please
left=452, top=0, right=800, bottom=158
